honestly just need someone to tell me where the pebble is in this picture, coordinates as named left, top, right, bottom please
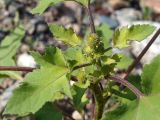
left=36, top=22, right=48, bottom=33
left=59, top=15, right=75, bottom=26
left=25, top=19, right=36, bottom=34
left=17, top=53, right=36, bottom=68
left=72, top=110, right=83, bottom=120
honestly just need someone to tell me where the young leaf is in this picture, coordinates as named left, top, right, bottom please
left=113, top=24, right=155, bottom=48
left=50, top=24, right=82, bottom=46
left=4, top=48, right=72, bottom=116
left=0, top=25, right=25, bottom=80
left=97, top=23, right=113, bottom=49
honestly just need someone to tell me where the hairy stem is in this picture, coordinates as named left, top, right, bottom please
left=90, top=83, right=104, bottom=120
left=107, top=76, right=144, bottom=98
left=124, top=28, right=160, bottom=80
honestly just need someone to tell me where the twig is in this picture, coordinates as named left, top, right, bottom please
left=107, top=76, right=144, bottom=98
left=0, top=66, right=35, bottom=72
left=0, top=63, right=91, bottom=73
left=87, top=0, right=96, bottom=33
left=124, top=28, right=160, bottom=80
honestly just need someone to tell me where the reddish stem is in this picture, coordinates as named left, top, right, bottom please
left=107, top=76, right=144, bottom=98
left=0, top=66, right=34, bottom=72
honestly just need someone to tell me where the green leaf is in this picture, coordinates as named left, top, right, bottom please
left=97, top=23, right=113, bottom=49
left=0, top=25, right=25, bottom=80
left=31, top=47, right=67, bottom=68
left=35, top=102, right=62, bottom=120
left=113, top=24, right=155, bottom=48
left=72, top=85, right=88, bottom=110
left=32, top=0, right=63, bottom=14
left=103, top=95, right=160, bottom=120
left=50, top=24, right=82, bottom=46
left=141, top=55, right=160, bottom=95
left=103, top=55, right=160, bottom=120
left=116, top=54, right=133, bottom=69
left=4, top=48, right=72, bottom=116
left=64, top=47, right=87, bottom=67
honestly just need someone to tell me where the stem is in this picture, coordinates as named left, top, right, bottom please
left=73, top=63, right=92, bottom=71
left=87, top=0, right=96, bottom=34
left=0, top=63, right=91, bottom=72
left=0, top=66, right=35, bottom=72
left=90, top=83, right=104, bottom=120
left=107, top=76, right=144, bottom=98
left=104, top=47, right=112, bottom=53
left=124, top=28, right=160, bottom=80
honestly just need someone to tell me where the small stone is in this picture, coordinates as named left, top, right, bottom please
left=2, top=17, right=14, bottom=31
left=25, top=19, right=36, bottom=35
left=8, top=4, right=17, bottom=15
left=36, top=23, right=48, bottom=32
left=59, top=15, right=75, bottom=26
left=20, top=44, right=30, bottom=53
left=33, top=41, right=45, bottom=53
left=17, top=53, right=36, bottom=68
left=72, top=111, right=83, bottom=120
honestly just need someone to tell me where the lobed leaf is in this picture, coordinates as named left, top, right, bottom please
left=50, top=24, right=82, bottom=46
left=97, top=23, right=113, bottom=49
left=113, top=24, right=155, bottom=48
left=4, top=47, right=72, bottom=116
